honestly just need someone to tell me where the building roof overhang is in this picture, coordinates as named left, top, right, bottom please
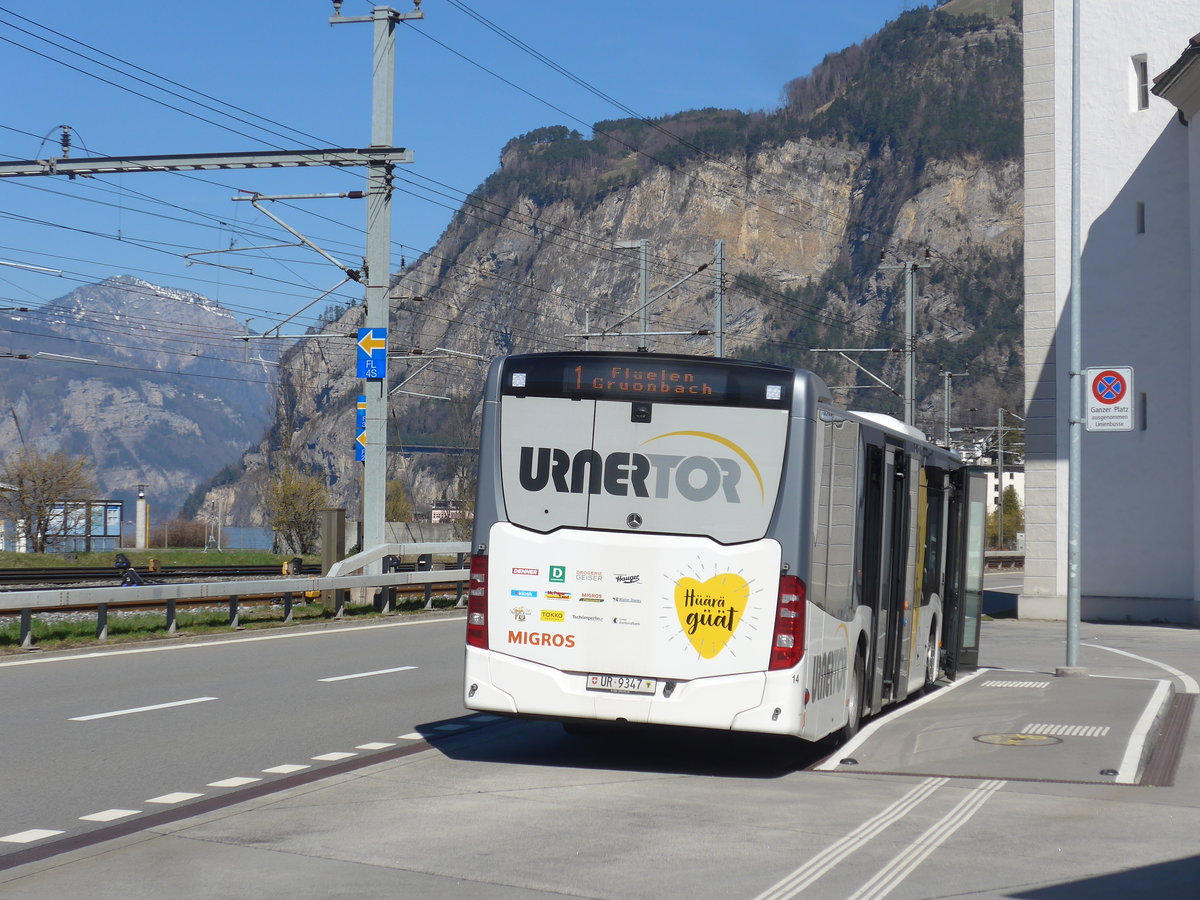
left=1153, top=32, right=1200, bottom=121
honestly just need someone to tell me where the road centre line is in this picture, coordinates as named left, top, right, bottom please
left=847, top=780, right=1007, bottom=900
left=0, top=615, right=466, bottom=668
left=69, top=696, right=218, bottom=721
left=319, top=665, right=416, bottom=682
left=752, top=777, right=949, bottom=900
left=1088, top=643, right=1200, bottom=694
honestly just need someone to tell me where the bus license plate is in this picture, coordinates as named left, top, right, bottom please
left=587, top=674, right=656, bottom=695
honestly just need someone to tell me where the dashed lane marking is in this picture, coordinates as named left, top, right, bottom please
left=69, top=696, right=218, bottom=721
left=356, top=742, right=396, bottom=750
left=398, top=733, right=423, bottom=741
left=208, top=777, right=262, bottom=788
left=79, top=809, right=140, bottom=823
left=263, top=764, right=310, bottom=774
left=146, top=792, right=204, bottom=805
left=0, top=830, right=64, bottom=844
left=318, top=666, right=417, bottom=683
left=312, top=752, right=357, bottom=762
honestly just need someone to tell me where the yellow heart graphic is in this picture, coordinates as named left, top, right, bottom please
left=674, top=574, right=748, bottom=658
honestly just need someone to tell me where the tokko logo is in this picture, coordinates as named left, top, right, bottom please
left=517, top=432, right=764, bottom=503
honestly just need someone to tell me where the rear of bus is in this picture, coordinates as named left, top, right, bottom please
left=464, top=352, right=824, bottom=736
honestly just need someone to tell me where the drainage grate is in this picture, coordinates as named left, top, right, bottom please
left=982, top=680, right=1051, bottom=689
left=1022, top=723, right=1111, bottom=737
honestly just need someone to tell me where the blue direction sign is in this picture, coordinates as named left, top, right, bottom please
left=355, top=394, right=367, bottom=461
left=356, top=328, right=387, bottom=379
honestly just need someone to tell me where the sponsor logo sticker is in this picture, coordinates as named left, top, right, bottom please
left=571, top=614, right=604, bottom=623
left=545, top=590, right=572, bottom=601
left=575, top=569, right=603, bottom=582
left=612, top=596, right=642, bottom=604
left=510, top=589, right=537, bottom=598
left=615, top=574, right=641, bottom=585
left=507, top=630, right=576, bottom=648
left=510, top=607, right=531, bottom=622
left=611, top=617, right=640, bottom=627
left=512, top=567, right=538, bottom=576
left=549, top=565, right=566, bottom=583
left=579, top=593, right=604, bottom=603
left=541, top=609, right=565, bottom=622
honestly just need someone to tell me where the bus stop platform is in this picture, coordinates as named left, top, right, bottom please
left=816, top=666, right=1183, bottom=786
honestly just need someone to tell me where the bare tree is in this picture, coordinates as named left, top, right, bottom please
left=0, top=448, right=98, bottom=554
left=264, top=463, right=329, bottom=555
left=385, top=479, right=413, bottom=522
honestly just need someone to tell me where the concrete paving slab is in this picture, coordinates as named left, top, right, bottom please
left=817, top=668, right=1173, bottom=785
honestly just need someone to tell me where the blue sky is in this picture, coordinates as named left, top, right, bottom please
left=0, top=0, right=924, bottom=333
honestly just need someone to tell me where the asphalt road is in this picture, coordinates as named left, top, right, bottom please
left=0, top=611, right=470, bottom=840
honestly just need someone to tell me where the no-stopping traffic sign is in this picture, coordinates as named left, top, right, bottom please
left=1085, top=367, right=1133, bottom=432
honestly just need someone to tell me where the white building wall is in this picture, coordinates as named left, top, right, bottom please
left=1023, top=0, right=1197, bottom=623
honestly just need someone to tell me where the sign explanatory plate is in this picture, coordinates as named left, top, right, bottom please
left=1085, top=367, right=1134, bottom=432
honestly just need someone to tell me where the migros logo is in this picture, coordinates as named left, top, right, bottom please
left=517, top=432, right=764, bottom=503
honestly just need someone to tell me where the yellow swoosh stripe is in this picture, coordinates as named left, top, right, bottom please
left=642, top=431, right=765, bottom=500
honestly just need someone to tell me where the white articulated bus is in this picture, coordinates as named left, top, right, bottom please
left=464, top=352, right=986, bottom=743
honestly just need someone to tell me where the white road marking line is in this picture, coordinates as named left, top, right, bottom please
left=1116, top=679, right=1173, bottom=784
left=0, top=829, right=64, bottom=844
left=1023, top=723, right=1111, bottom=737
left=262, top=764, right=310, bottom=774
left=0, top=616, right=466, bottom=668
left=356, top=742, right=396, bottom=750
left=312, top=752, right=357, bottom=762
left=319, top=665, right=417, bottom=682
left=752, top=778, right=949, bottom=900
left=848, top=780, right=1007, bottom=900
left=815, top=669, right=986, bottom=771
left=1089, top=644, right=1200, bottom=694
left=80, top=809, right=140, bottom=822
left=207, top=777, right=262, bottom=788
left=69, top=696, right=218, bottom=721
left=398, top=733, right=424, bottom=741
left=146, top=792, right=204, bottom=804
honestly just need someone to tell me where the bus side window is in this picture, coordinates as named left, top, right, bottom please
left=812, top=419, right=858, bottom=621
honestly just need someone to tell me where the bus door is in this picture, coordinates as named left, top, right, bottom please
left=860, top=440, right=910, bottom=712
left=941, top=467, right=987, bottom=677
left=859, top=442, right=885, bottom=716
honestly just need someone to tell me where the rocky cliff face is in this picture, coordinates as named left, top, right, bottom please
left=198, top=6, right=1025, bottom=528
left=0, top=276, right=275, bottom=518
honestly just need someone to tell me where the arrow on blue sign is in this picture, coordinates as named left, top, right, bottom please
left=356, top=328, right=387, bottom=379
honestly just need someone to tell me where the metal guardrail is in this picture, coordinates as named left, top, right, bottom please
left=985, top=551, right=1024, bottom=570
left=1, top=542, right=471, bottom=650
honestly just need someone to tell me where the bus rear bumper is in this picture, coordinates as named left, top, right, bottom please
left=465, top=647, right=804, bottom=735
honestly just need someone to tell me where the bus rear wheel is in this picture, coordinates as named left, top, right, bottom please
left=841, top=651, right=865, bottom=743
left=923, top=623, right=940, bottom=692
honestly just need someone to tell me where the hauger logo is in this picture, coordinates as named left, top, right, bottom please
left=517, top=432, right=764, bottom=503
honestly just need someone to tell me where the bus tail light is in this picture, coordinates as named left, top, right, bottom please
left=466, top=554, right=489, bottom=649
left=769, top=574, right=806, bottom=670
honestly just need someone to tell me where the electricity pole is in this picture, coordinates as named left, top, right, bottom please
left=714, top=239, right=725, bottom=358
left=879, top=252, right=930, bottom=427
left=941, top=369, right=967, bottom=448
left=614, top=239, right=650, bottom=352
left=331, top=2, right=424, bottom=561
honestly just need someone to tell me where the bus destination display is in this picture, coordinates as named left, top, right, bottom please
left=503, top=354, right=792, bottom=408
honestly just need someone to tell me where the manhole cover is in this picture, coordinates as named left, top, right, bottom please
left=974, top=733, right=1063, bottom=747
